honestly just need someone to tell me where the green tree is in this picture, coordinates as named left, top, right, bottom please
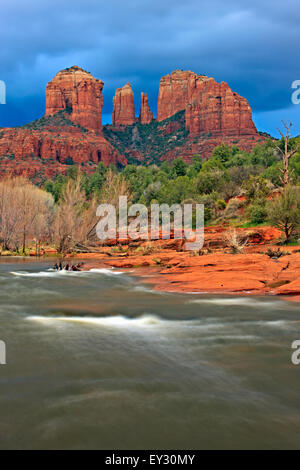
left=243, top=175, right=270, bottom=202
left=158, top=176, right=193, bottom=205
left=263, top=163, right=282, bottom=186
left=172, top=158, right=188, bottom=177
left=246, top=201, right=267, bottom=224
left=267, top=186, right=300, bottom=242
left=196, top=169, right=227, bottom=195
left=187, top=155, right=202, bottom=177
left=212, top=144, right=232, bottom=165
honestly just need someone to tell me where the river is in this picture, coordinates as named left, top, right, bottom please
left=0, top=258, right=300, bottom=449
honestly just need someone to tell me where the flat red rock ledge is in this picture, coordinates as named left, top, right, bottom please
left=76, top=250, right=300, bottom=300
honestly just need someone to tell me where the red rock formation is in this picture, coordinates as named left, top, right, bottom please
left=0, top=66, right=126, bottom=180
left=112, top=83, right=135, bottom=126
left=0, top=124, right=126, bottom=181
left=46, top=66, right=103, bottom=132
left=139, top=92, right=153, bottom=124
left=0, top=67, right=262, bottom=180
left=157, top=70, right=257, bottom=138
left=185, top=76, right=257, bottom=136
left=157, top=70, right=199, bottom=122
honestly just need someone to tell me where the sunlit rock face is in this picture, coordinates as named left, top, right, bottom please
left=112, top=83, right=135, bottom=126
left=46, top=65, right=104, bottom=132
left=157, top=70, right=198, bottom=122
left=157, top=70, right=257, bottom=136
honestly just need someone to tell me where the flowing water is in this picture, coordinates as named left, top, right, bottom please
left=0, top=258, right=300, bottom=449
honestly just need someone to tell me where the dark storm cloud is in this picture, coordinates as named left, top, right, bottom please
left=0, top=0, right=299, bottom=133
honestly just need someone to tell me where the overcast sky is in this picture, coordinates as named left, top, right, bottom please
left=0, top=0, right=299, bottom=135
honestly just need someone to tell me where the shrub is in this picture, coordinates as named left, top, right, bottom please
left=267, top=186, right=300, bottom=243
left=246, top=201, right=267, bottom=224
left=65, top=157, right=74, bottom=165
left=222, top=199, right=244, bottom=220
left=224, top=228, right=248, bottom=254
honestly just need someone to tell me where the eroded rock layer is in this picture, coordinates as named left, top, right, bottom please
left=0, top=120, right=126, bottom=182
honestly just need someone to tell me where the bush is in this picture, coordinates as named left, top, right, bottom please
left=246, top=201, right=267, bottom=224
left=65, top=156, right=74, bottom=165
left=267, top=186, right=300, bottom=243
left=243, top=175, right=270, bottom=202
left=222, top=199, right=244, bottom=220
left=216, top=199, right=226, bottom=210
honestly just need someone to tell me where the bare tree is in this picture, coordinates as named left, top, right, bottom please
left=53, top=174, right=102, bottom=254
left=100, top=168, right=132, bottom=206
left=18, top=181, right=54, bottom=254
left=53, top=175, right=86, bottom=254
left=0, top=177, right=54, bottom=253
left=276, top=121, right=300, bottom=187
left=0, top=177, right=23, bottom=250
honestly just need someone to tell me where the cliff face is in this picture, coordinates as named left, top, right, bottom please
left=139, top=92, right=153, bottom=124
left=157, top=70, right=257, bottom=136
left=46, top=66, right=104, bottom=132
left=185, top=76, right=257, bottom=136
left=0, top=116, right=126, bottom=182
left=157, top=70, right=199, bottom=122
left=112, top=83, right=135, bottom=126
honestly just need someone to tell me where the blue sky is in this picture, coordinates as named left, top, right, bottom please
left=0, top=0, right=299, bottom=136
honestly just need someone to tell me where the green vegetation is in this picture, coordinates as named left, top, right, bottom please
left=2, top=131, right=300, bottom=254
left=0, top=154, right=15, bottom=161
left=19, top=109, right=89, bottom=133
left=42, top=133, right=300, bottom=239
left=267, top=186, right=300, bottom=242
left=63, top=66, right=91, bottom=74
left=103, top=110, right=189, bottom=164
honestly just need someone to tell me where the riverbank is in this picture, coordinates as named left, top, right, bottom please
left=2, top=225, right=300, bottom=299
left=74, top=250, right=300, bottom=299
left=68, top=226, right=300, bottom=299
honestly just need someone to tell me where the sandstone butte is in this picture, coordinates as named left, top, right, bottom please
left=139, top=92, right=153, bottom=124
left=0, top=66, right=263, bottom=180
left=0, top=66, right=126, bottom=181
left=46, top=65, right=104, bottom=131
left=112, top=83, right=135, bottom=126
left=157, top=70, right=256, bottom=136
